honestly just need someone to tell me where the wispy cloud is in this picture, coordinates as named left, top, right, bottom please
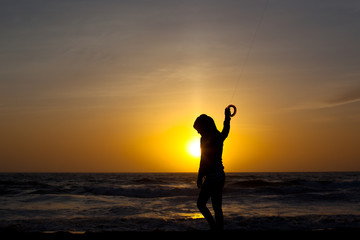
left=288, top=86, right=360, bottom=111
left=326, top=88, right=360, bottom=107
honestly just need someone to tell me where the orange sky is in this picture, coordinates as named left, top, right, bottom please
left=1, top=1, right=360, bottom=172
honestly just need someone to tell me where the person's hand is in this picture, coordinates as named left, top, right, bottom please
left=225, top=107, right=231, bottom=118
left=197, top=177, right=203, bottom=188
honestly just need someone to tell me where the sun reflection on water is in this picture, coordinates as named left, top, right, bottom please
left=179, top=213, right=204, bottom=219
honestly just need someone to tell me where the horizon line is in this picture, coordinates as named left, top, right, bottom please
left=1, top=171, right=359, bottom=174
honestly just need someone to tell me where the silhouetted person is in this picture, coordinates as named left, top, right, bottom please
left=193, top=107, right=231, bottom=231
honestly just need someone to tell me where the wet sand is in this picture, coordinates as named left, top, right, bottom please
left=2, top=228, right=360, bottom=240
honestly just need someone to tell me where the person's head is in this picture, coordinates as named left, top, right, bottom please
left=193, top=114, right=218, bottom=136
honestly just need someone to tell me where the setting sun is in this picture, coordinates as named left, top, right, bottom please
left=187, top=139, right=201, bottom=158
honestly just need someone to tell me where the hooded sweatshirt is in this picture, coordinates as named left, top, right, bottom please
left=195, top=114, right=230, bottom=180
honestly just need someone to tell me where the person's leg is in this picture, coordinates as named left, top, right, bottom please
left=211, top=176, right=225, bottom=230
left=211, top=190, right=223, bottom=230
left=197, top=181, right=216, bottom=230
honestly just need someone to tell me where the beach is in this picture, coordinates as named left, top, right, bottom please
left=2, top=228, right=360, bottom=240
left=1, top=172, right=360, bottom=234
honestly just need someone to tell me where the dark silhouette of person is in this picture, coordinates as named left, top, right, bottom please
left=193, top=107, right=231, bottom=231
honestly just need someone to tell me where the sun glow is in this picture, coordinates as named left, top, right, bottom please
left=187, top=138, right=201, bottom=158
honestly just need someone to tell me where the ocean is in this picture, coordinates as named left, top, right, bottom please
left=1, top=172, right=360, bottom=232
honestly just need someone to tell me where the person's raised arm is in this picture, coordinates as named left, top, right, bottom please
left=221, top=107, right=231, bottom=140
